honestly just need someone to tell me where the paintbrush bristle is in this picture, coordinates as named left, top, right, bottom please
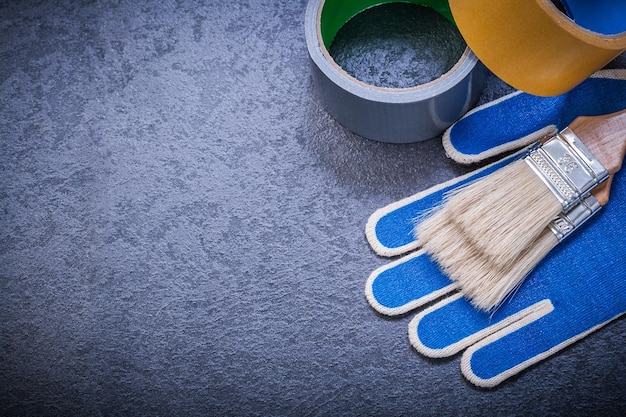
left=459, top=229, right=559, bottom=311
left=419, top=159, right=563, bottom=267
left=420, top=215, right=559, bottom=311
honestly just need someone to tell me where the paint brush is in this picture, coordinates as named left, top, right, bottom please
left=423, top=188, right=608, bottom=311
left=417, top=110, right=626, bottom=311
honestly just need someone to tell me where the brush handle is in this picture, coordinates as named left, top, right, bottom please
left=591, top=175, right=614, bottom=206
left=569, top=109, right=626, bottom=175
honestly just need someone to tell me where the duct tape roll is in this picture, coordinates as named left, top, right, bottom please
left=449, top=0, right=626, bottom=96
left=305, top=0, right=487, bottom=143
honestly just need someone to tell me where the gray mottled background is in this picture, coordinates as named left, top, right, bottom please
left=1, top=1, right=625, bottom=416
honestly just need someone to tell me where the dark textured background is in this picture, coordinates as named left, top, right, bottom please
left=1, top=1, right=625, bottom=416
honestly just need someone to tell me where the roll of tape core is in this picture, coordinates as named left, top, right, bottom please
left=449, top=0, right=626, bottom=96
left=305, top=0, right=487, bottom=143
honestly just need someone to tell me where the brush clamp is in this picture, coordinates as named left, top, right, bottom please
left=548, top=194, right=602, bottom=241
left=524, top=128, right=609, bottom=211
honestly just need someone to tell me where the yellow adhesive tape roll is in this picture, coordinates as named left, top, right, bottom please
left=449, top=0, right=626, bottom=96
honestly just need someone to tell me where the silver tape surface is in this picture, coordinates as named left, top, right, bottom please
left=305, top=0, right=487, bottom=143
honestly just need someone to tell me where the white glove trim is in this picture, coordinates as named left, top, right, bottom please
left=365, top=249, right=458, bottom=316
left=461, top=310, right=625, bottom=388
left=408, top=296, right=554, bottom=359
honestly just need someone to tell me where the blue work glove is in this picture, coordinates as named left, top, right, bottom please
left=365, top=71, right=626, bottom=387
left=443, top=69, right=626, bottom=164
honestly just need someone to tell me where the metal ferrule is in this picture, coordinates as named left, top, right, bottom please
left=524, top=127, right=609, bottom=211
left=548, top=194, right=602, bottom=241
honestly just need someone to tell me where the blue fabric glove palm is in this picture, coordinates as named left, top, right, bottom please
left=443, top=69, right=626, bottom=163
left=365, top=72, right=626, bottom=387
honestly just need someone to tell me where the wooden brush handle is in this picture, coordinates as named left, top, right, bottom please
left=569, top=109, right=626, bottom=175
left=591, top=175, right=613, bottom=206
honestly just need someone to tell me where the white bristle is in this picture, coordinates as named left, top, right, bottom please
left=461, top=229, right=559, bottom=311
left=420, top=215, right=559, bottom=311
left=419, top=212, right=484, bottom=276
left=421, top=159, right=563, bottom=267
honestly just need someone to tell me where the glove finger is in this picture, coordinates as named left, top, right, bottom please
left=460, top=308, right=625, bottom=388
left=443, top=69, right=626, bottom=164
left=408, top=293, right=552, bottom=359
left=366, top=250, right=457, bottom=316
left=366, top=152, right=522, bottom=257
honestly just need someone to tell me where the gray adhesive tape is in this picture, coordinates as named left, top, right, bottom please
left=305, top=0, right=487, bottom=143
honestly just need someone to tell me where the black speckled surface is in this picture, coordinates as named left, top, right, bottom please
left=329, top=3, right=465, bottom=88
left=1, top=1, right=625, bottom=416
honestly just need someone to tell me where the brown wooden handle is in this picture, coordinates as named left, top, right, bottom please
left=569, top=109, right=626, bottom=175
left=591, top=175, right=613, bottom=206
